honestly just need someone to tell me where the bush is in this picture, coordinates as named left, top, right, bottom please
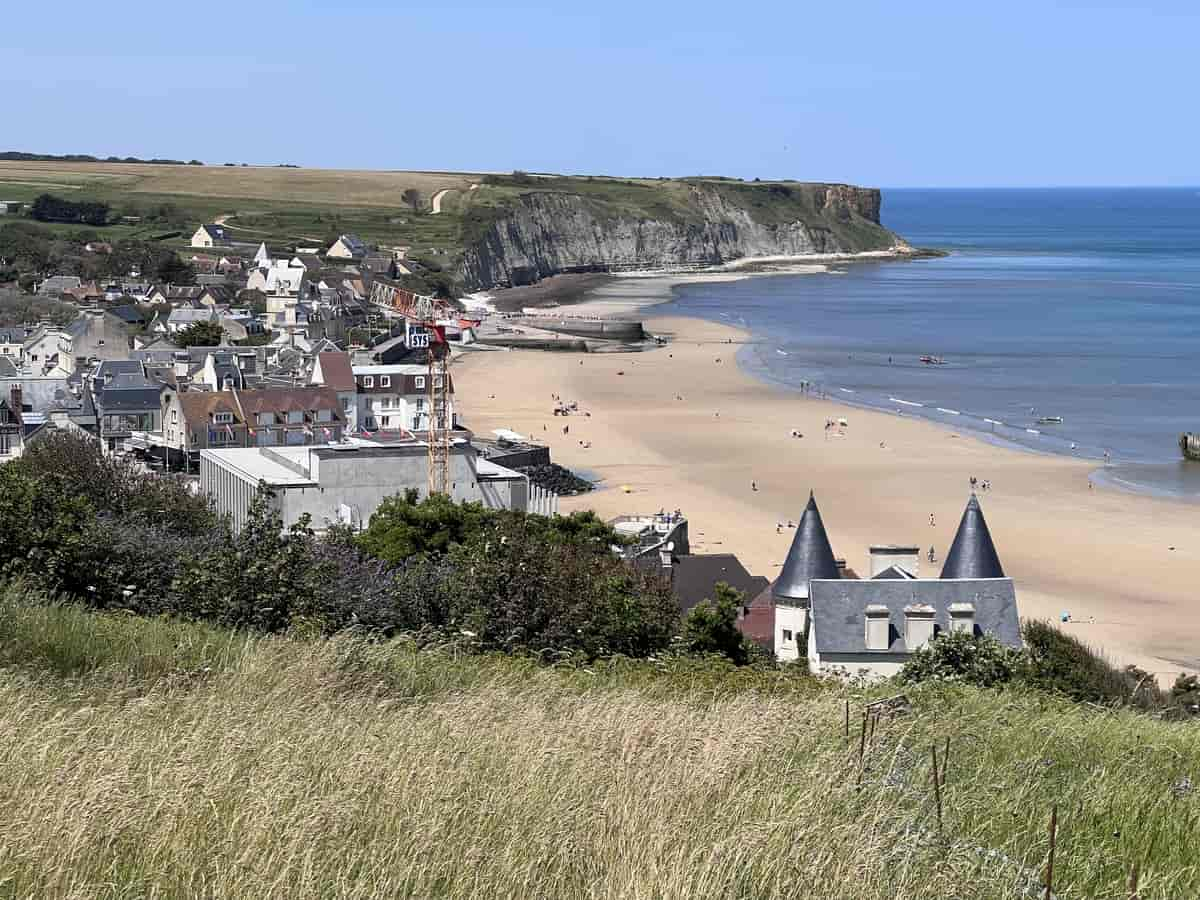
left=1020, top=619, right=1164, bottom=709
left=439, top=516, right=678, bottom=659
left=900, top=630, right=1021, bottom=688
left=680, top=582, right=759, bottom=666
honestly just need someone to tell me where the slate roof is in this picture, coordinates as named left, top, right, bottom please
left=666, top=553, right=769, bottom=615
left=773, top=492, right=840, bottom=602
left=94, top=372, right=162, bottom=412
left=941, top=494, right=1005, bottom=580
left=808, top=578, right=1020, bottom=656
left=312, top=352, right=355, bottom=392
left=0, top=327, right=28, bottom=344
left=109, top=304, right=146, bottom=325
left=198, top=224, right=228, bottom=242
left=873, top=564, right=917, bottom=580
left=0, top=357, right=18, bottom=378
left=331, top=233, right=367, bottom=257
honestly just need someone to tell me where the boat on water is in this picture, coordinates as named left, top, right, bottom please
left=919, top=355, right=946, bottom=366
left=1036, top=416, right=1064, bottom=425
left=1181, top=432, right=1200, bottom=461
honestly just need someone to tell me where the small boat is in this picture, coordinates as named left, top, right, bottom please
left=919, top=355, right=946, bottom=366
left=1181, top=432, right=1200, bottom=462
left=1036, top=416, right=1064, bottom=425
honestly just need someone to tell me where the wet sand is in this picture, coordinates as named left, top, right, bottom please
left=456, top=315, right=1200, bottom=682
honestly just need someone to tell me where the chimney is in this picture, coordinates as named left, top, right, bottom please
left=904, top=603, right=936, bottom=650
left=949, top=602, right=976, bottom=635
left=864, top=604, right=890, bottom=651
left=869, top=545, right=920, bottom=578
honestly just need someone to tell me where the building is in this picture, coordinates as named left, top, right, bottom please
left=309, top=351, right=358, bottom=430
left=326, top=233, right=367, bottom=260
left=37, top=275, right=83, bottom=297
left=353, top=363, right=454, bottom=433
left=0, top=327, right=28, bottom=363
left=0, top=386, right=24, bottom=460
left=200, top=440, right=556, bottom=533
left=739, top=492, right=1021, bottom=678
left=91, top=361, right=162, bottom=452
left=161, top=385, right=345, bottom=454
left=191, top=224, right=231, bottom=248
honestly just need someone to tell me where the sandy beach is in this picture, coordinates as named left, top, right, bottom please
left=456, top=311, right=1200, bottom=682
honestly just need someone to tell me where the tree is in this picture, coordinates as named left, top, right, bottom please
left=681, top=583, right=756, bottom=665
left=155, top=253, right=195, bottom=285
left=401, top=189, right=423, bottom=212
left=175, top=320, right=225, bottom=348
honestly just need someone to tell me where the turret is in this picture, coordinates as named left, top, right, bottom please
left=774, top=491, right=840, bottom=603
left=940, top=493, right=1005, bottom=579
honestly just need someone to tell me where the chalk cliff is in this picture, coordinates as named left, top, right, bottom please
left=457, top=179, right=903, bottom=291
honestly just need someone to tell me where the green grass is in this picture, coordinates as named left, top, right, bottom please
left=0, top=589, right=1197, bottom=898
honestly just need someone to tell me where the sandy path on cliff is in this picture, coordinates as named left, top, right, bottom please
left=455, top=315, right=1200, bottom=682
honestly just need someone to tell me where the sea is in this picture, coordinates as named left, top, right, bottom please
left=663, top=188, right=1200, bottom=500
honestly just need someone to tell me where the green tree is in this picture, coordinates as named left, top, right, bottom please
left=175, top=320, right=225, bottom=348
left=401, top=188, right=423, bottom=212
left=155, top=253, right=195, bottom=285
left=681, top=582, right=756, bottom=665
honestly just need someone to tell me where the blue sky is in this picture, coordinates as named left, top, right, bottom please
left=2, top=0, right=1195, bottom=186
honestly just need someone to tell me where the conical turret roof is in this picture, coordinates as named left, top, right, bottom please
left=773, top=491, right=840, bottom=601
left=940, top=494, right=1005, bottom=579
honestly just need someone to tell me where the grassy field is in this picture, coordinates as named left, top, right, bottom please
left=0, top=587, right=1197, bottom=899
left=0, top=161, right=478, bottom=207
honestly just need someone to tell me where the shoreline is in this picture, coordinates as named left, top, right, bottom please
left=454, top=313, right=1200, bottom=684
left=473, top=246, right=920, bottom=316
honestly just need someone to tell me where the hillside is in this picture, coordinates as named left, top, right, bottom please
left=0, top=162, right=905, bottom=292
left=0, top=592, right=1197, bottom=899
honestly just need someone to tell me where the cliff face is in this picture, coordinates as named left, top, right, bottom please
left=458, top=181, right=900, bottom=291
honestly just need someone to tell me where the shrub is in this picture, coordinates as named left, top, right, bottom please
left=680, top=582, right=760, bottom=666
left=440, top=517, right=678, bottom=659
left=900, top=630, right=1021, bottom=688
left=1020, top=619, right=1163, bottom=708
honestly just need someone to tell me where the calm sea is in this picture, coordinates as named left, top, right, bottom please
left=664, top=188, right=1200, bottom=499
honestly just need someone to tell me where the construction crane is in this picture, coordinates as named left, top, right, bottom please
left=368, top=281, right=453, bottom=494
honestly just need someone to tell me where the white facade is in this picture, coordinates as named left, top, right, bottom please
left=354, top=364, right=455, bottom=433
left=774, top=603, right=807, bottom=662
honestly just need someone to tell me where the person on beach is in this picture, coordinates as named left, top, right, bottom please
left=928, top=546, right=936, bottom=563
left=929, top=513, right=936, bottom=527
left=751, top=481, right=758, bottom=492
left=970, top=476, right=978, bottom=490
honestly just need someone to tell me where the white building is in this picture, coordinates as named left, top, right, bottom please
left=191, top=224, right=230, bottom=248
left=742, top=492, right=1022, bottom=679
left=199, top=440, right=556, bottom=533
left=353, top=363, right=455, bottom=433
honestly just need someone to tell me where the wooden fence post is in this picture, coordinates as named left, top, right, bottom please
left=930, top=744, right=943, bottom=837
left=1044, top=804, right=1058, bottom=900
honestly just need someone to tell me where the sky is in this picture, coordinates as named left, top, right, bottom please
left=2, top=0, right=1197, bottom=187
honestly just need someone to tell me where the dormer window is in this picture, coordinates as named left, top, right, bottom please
left=213, top=412, right=234, bottom=424
left=414, top=375, right=425, bottom=390
left=362, top=376, right=374, bottom=388
left=380, top=375, right=391, bottom=388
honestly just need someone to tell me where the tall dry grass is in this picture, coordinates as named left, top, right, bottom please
left=0, top=599, right=1197, bottom=898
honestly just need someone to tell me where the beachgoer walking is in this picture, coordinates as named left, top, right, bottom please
left=928, top=546, right=936, bottom=563
left=929, top=513, right=935, bottom=527
left=970, top=476, right=978, bottom=490
left=751, top=481, right=758, bottom=492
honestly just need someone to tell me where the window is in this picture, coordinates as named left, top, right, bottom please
left=0, top=432, right=9, bottom=455
left=414, top=375, right=425, bottom=390
left=213, top=412, right=233, bottom=424
left=434, top=375, right=443, bottom=389
left=362, top=376, right=374, bottom=388
left=286, top=410, right=303, bottom=424
left=316, top=409, right=332, bottom=423
left=782, top=629, right=793, bottom=643
left=340, top=397, right=350, bottom=410
left=257, top=412, right=275, bottom=425
left=381, top=416, right=390, bottom=428
left=171, top=410, right=177, bottom=424
left=380, top=375, right=391, bottom=388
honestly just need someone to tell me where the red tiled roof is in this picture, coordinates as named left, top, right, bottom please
left=313, top=352, right=355, bottom=392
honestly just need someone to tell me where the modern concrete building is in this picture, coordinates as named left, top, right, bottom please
left=199, top=440, right=556, bottom=532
